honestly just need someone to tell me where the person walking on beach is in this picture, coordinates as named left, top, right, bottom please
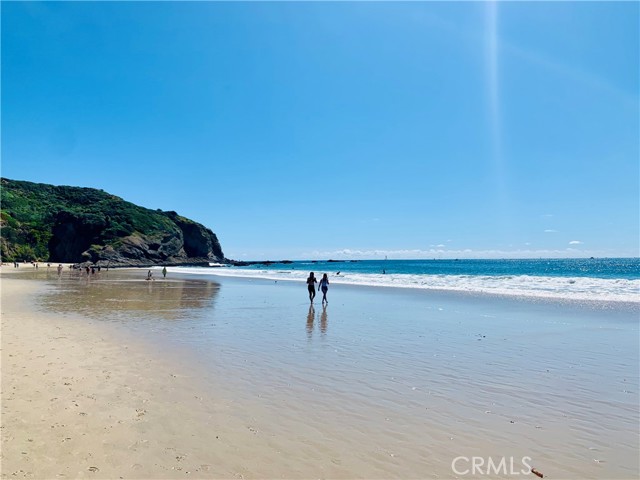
left=57, top=264, right=63, bottom=276
left=318, top=273, right=330, bottom=304
left=306, top=272, right=317, bottom=303
left=162, top=266, right=167, bottom=278
left=147, top=270, right=153, bottom=281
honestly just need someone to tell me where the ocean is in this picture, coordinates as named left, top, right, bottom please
left=169, top=258, right=640, bottom=304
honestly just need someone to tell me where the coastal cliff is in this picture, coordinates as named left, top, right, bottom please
left=0, top=178, right=225, bottom=266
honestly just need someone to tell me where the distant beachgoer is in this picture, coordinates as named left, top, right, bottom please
left=162, top=266, right=167, bottom=278
left=57, top=264, right=63, bottom=276
left=147, top=270, right=153, bottom=281
left=85, top=266, right=90, bottom=275
left=383, top=269, right=386, bottom=274
left=318, top=273, right=329, bottom=304
left=91, top=266, right=96, bottom=274
left=336, top=271, right=340, bottom=276
left=306, top=272, right=317, bottom=303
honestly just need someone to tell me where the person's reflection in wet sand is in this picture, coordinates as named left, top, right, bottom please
left=306, top=304, right=315, bottom=339
left=320, top=304, right=328, bottom=336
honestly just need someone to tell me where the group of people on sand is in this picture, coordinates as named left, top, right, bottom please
left=11, top=261, right=40, bottom=268
left=306, top=272, right=330, bottom=304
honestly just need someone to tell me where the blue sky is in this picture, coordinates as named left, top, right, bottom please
left=2, top=2, right=638, bottom=260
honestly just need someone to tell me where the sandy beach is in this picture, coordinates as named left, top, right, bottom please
left=1, top=270, right=292, bottom=479
left=1, top=267, right=638, bottom=479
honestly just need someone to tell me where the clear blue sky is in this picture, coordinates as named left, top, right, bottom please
left=2, top=2, right=638, bottom=260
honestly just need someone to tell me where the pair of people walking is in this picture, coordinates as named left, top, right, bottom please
left=306, top=272, right=329, bottom=304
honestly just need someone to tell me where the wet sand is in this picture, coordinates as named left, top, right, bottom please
left=1, top=267, right=638, bottom=479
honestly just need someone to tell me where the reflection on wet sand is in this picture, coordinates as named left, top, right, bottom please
left=306, top=304, right=328, bottom=338
left=320, top=304, right=328, bottom=335
left=39, top=269, right=220, bottom=322
left=306, top=304, right=315, bottom=339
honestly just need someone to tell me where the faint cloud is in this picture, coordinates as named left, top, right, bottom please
left=413, top=3, right=637, bottom=106
left=544, top=229, right=557, bottom=233
left=504, top=41, right=637, bottom=106
left=569, top=240, right=583, bottom=245
left=301, top=246, right=605, bottom=260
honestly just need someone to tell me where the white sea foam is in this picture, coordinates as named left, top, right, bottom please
left=163, top=267, right=640, bottom=304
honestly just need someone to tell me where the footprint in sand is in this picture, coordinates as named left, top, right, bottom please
left=128, top=439, right=149, bottom=451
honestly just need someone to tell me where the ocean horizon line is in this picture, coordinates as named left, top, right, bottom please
left=234, top=256, right=639, bottom=262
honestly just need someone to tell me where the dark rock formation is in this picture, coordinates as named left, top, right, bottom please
left=81, top=225, right=223, bottom=267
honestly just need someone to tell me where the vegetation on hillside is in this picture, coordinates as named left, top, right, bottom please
left=0, top=178, right=183, bottom=262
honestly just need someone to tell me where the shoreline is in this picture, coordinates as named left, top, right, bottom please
left=156, top=265, right=640, bottom=310
left=2, top=269, right=638, bottom=479
left=5, top=260, right=638, bottom=305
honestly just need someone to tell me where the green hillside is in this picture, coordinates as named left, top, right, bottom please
left=0, top=178, right=224, bottom=265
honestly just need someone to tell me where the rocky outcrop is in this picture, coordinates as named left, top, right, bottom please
left=81, top=227, right=223, bottom=267
left=1, top=178, right=226, bottom=266
left=166, top=212, right=224, bottom=259
left=52, top=212, right=226, bottom=267
left=49, top=210, right=108, bottom=262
